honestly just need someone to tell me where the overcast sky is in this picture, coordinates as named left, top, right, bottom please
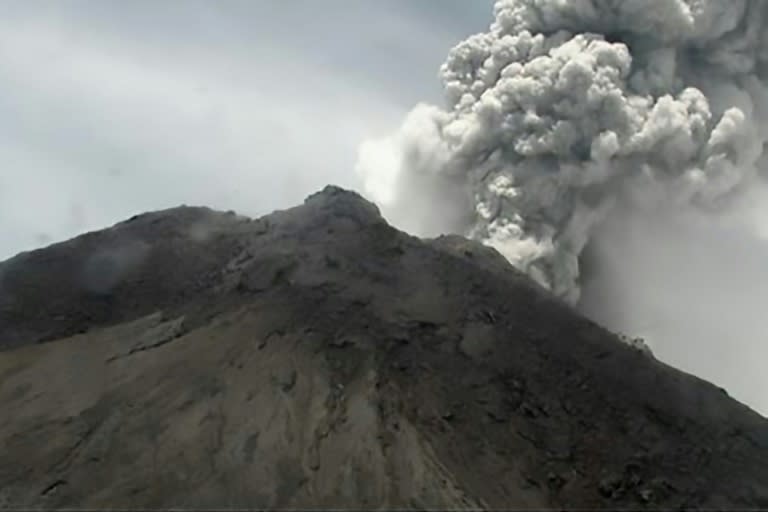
left=0, top=0, right=491, bottom=260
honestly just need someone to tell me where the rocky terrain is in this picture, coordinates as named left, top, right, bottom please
left=0, top=186, right=766, bottom=509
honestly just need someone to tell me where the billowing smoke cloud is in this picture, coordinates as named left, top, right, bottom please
left=357, top=0, right=768, bottom=305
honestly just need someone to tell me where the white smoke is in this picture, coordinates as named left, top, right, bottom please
left=356, top=0, right=768, bottom=305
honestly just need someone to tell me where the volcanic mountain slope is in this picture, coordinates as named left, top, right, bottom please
left=0, top=186, right=767, bottom=509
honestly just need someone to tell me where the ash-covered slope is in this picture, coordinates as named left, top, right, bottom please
left=0, top=186, right=766, bottom=509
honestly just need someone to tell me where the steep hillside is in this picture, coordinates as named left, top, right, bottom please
left=1, top=186, right=766, bottom=509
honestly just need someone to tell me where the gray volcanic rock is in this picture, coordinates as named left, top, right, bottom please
left=0, top=186, right=766, bottom=509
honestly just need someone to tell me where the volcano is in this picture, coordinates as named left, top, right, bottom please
left=0, top=186, right=766, bottom=509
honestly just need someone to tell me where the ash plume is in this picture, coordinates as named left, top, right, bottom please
left=357, top=0, right=768, bottom=304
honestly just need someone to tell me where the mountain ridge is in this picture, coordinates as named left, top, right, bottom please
left=0, top=186, right=766, bottom=509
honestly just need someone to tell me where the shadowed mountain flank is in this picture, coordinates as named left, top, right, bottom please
left=0, top=186, right=766, bottom=509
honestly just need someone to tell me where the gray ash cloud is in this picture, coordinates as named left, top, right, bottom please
left=357, top=0, right=768, bottom=304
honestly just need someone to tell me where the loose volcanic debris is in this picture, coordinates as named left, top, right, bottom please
left=0, top=186, right=766, bottom=509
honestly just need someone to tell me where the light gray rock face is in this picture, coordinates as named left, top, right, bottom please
left=0, top=185, right=766, bottom=509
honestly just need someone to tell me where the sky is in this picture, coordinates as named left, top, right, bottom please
left=0, top=0, right=492, bottom=260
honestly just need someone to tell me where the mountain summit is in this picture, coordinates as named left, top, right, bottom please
left=1, top=186, right=766, bottom=509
